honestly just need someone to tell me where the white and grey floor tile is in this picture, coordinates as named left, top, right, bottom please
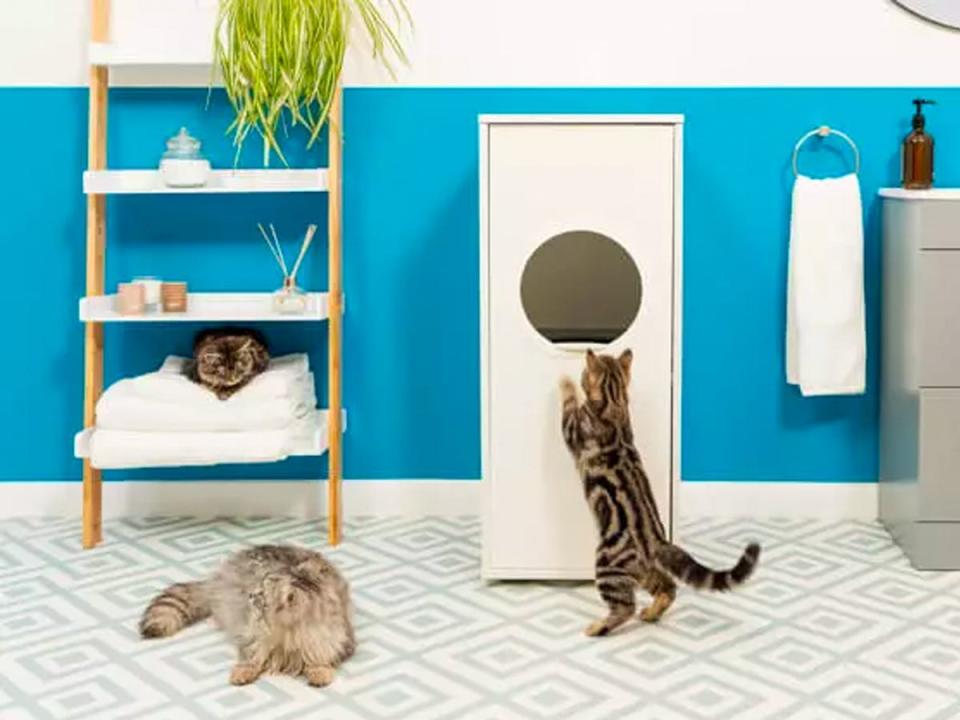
left=1, top=516, right=958, bottom=719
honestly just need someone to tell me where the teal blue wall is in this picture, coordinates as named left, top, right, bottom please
left=3, top=87, right=956, bottom=482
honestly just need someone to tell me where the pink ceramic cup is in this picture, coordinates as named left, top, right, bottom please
left=116, top=283, right=145, bottom=315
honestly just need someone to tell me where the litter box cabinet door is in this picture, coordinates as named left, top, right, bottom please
left=480, top=116, right=683, bottom=580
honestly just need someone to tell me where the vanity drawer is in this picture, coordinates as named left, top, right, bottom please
left=918, top=389, right=960, bottom=520
left=919, top=251, right=960, bottom=386
left=914, top=200, right=960, bottom=249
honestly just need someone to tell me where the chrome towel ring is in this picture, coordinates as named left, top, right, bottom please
left=792, top=125, right=860, bottom=177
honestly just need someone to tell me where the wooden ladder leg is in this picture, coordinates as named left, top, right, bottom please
left=83, top=145, right=106, bottom=549
left=327, top=85, right=343, bottom=545
left=84, top=0, right=109, bottom=549
left=82, top=324, right=103, bottom=549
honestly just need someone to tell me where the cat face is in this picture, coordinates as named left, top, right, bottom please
left=581, top=348, right=633, bottom=409
left=262, top=574, right=322, bottom=628
left=195, top=334, right=267, bottom=396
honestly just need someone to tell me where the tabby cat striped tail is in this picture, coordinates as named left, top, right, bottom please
left=656, top=542, right=761, bottom=592
left=139, top=581, right=211, bottom=639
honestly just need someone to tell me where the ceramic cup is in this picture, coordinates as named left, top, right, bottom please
left=161, top=281, right=188, bottom=313
left=133, top=276, right=162, bottom=312
left=116, top=283, right=145, bottom=315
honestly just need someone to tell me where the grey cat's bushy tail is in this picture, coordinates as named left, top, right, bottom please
left=656, top=542, right=761, bottom=592
left=139, top=581, right=211, bottom=639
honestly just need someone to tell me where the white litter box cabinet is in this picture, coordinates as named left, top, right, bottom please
left=479, top=115, right=683, bottom=580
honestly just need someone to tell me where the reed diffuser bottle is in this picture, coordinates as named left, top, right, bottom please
left=902, top=98, right=935, bottom=190
left=258, top=223, right=318, bottom=314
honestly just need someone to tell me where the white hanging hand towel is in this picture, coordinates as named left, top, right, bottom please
left=786, top=173, right=865, bottom=396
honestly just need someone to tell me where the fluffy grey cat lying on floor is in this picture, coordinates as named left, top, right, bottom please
left=140, top=545, right=355, bottom=687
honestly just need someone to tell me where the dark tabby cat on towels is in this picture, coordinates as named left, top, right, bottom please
left=561, top=349, right=761, bottom=637
left=140, top=545, right=355, bottom=687
left=186, top=327, right=270, bottom=400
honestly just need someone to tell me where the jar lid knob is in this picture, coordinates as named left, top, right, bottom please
left=165, top=127, right=202, bottom=157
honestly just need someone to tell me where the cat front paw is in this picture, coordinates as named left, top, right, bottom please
left=305, top=665, right=335, bottom=687
left=229, top=663, right=261, bottom=686
left=559, top=376, right=577, bottom=401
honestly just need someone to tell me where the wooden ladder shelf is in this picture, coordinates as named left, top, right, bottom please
left=81, top=0, right=344, bottom=548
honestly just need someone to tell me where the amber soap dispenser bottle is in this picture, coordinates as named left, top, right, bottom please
left=902, top=98, right=935, bottom=189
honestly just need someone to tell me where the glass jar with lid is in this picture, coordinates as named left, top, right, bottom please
left=159, top=127, right=211, bottom=187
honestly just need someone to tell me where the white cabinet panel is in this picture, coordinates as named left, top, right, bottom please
left=480, top=117, right=682, bottom=579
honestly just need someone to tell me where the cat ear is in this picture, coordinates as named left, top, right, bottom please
left=585, top=349, right=600, bottom=372
left=295, top=559, right=324, bottom=577
left=618, top=349, right=633, bottom=373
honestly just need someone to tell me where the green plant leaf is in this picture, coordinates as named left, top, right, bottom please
left=214, top=0, right=409, bottom=166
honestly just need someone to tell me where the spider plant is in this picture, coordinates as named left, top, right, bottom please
left=214, top=0, right=409, bottom=166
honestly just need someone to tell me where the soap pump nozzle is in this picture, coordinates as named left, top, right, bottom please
left=912, top=98, right=935, bottom=129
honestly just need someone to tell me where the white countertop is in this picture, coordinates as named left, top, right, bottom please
left=879, top=188, right=960, bottom=200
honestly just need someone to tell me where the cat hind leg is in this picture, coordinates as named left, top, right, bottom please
left=585, top=572, right=636, bottom=637
left=639, top=568, right=677, bottom=623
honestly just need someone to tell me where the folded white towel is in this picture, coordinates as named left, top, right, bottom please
left=96, top=353, right=315, bottom=432
left=89, top=412, right=319, bottom=470
left=160, top=353, right=310, bottom=401
left=786, top=173, right=866, bottom=396
left=96, top=372, right=316, bottom=432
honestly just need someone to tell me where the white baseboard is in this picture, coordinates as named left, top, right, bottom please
left=679, top=481, right=878, bottom=519
left=0, top=480, right=482, bottom=519
left=0, top=480, right=877, bottom=520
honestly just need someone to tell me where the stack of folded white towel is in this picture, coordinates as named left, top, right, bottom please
left=89, top=354, right=319, bottom=469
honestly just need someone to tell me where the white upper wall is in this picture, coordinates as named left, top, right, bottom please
left=3, top=0, right=959, bottom=87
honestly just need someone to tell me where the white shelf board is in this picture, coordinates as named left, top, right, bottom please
left=89, top=42, right=214, bottom=67
left=74, top=410, right=346, bottom=463
left=83, top=169, right=329, bottom=195
left=79, top=293, right=331, bottom=323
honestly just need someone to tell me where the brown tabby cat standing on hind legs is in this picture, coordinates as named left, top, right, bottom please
left=140, top=545, right=355, bottom=687
left=560, top=349, right=761, bottom=637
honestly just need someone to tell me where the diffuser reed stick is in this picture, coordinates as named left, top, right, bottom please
left=258, top=223, right=287, bottom=275
left=258, top=222, right=318, bottom=288
left=289, top=225, right=318, bottom=284
left=258, top=223, right=318, bottom=315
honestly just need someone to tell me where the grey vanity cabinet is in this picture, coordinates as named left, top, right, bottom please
left=880, top=190, right=960, bottom=569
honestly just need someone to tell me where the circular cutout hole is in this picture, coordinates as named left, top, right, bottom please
left=520, top=230, right=642, bottom=345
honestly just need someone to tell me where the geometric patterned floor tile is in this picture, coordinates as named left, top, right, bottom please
left=1, top=516, right=959, bottom=719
